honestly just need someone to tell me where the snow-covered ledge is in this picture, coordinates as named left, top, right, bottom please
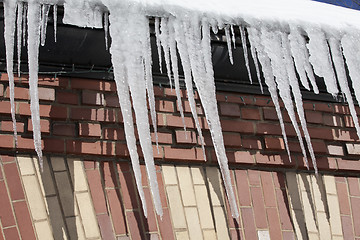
left=3, top=0, right=360, bottom=219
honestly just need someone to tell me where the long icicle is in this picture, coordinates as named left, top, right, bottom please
left=22, top=3, right=27, bottom=47
left=104, top=12, right=109, bottom=50
left=4, top=0, right=18, bottom=146
left=282, top=32, right=317, bottom=172
left=160, top=18, right=173, bottom=89
left=239, top=25, right=255, bottom=86
left=154, top=17, right=163, bottom=74
left=53, top=4, right=57, bottom=42
left=224, top=25, right=234, bottom=64
left=246, top=26, right=263, bottom=93
left=27, top=0, right=44, bottom=169
left=17, top=2, right=23, bottom=77
left=173, top=18, right=206, bottom=161
left=184, top=17, right=239, bottom=218
left=247, top=27, right=292, bottom=162
left=40, top=4, right=50, bottom=47
left=168, top=17, right=186, bottom=132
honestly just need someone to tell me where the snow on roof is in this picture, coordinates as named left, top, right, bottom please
left=3, top=0, right=360, bottom=219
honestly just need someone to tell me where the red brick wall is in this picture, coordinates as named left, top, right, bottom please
left=0, top=73, right=360, bottom=239
left=0, top=73, right=359, bottom=172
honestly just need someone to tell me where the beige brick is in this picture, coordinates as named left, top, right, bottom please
left=317, top=212, right=331, bottom=240
left=194, top=185, right=214, bottom=229
left=257, top=230, right=271, bottom=240
left=332, top=236, right=344, bottom=240
left=327, top=194, right=343, bottom=236
left=66, top=216, right=86, bottom=240
left=34, top=157, right=56, bottom=196
left=298, top=173, right=312, bottom=192
left=308, top=232, right=320, bottom=240
left=54, top=172, right=77, bottom=217
left=17, top=156, right=35, bottom=175
left=206, top=167, right=224, bottom=206
left=51, top=157, right=67, bottom=172
left=68, top=159, right=88, bottom=192
left=166, top=185, right=187, bottom=229
left=213, top=207, right=230, bottom=240
left=175, top=231, right=189, bottom=240
left=346, top=143, right=360, bottom=155
left=311, top=175, right=326, bottom=212
left=22, top=175, right=48, bottom=221
left=162, top=165, right=178, bottom=185
left=323, top=175, right=337, bottom=195
left=301, top=189, right=317, bottom=233
left=76, top=192, right=100, bottom=238
left=286, top=172, right=302, bottom=211
left=184, top=207, right=203, bottom=240
left=46, top=196, right=68, bottom=240
left=34, top=221, right=54, bottom=240
left=191, top=167, right=205, bottom=185
left=291, top=209, right=307, bottom=240
left=177, top=166, right=196, bottom=207
left=202, top=230, right=217, bottom=240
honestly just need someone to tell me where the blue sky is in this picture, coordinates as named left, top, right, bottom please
left=313, top=0, right=360, bottom=10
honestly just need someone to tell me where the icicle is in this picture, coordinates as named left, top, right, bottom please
left=22, top=3, right=27, bottom=47
left=247, top=27, right=292, bottom=161
left=335, top=35, right=360, bottom=138
left=224, top=25, right=234, bottom=65
left=288, top=27, right=319, bottom=93
left=160, top=18, right=173, bottom=89
left=239, top=25, right=256, bottom=87
left=168, top=18, right=186, bottom=132
left=154, top=18, right=163, bottom=74
left=17, top=2, right=23, bottom=77
left=40, top=4, right=50, bottom=47
left=282, top=32, right=317, bottom=172
left=261, top=29, right=309, bottom=168
left=306, top=28, right=338, bottom=96
left=104, top=12, right=109, bottom=50
left=27, top=1, right=44, bottom=169
left=108, top=10, right=163, bottom=218
left=183, top=17, right=239, bottom=218
left=142, top=16, right=159, bottom=150
left=230, top=25, right=236, bottom=49
left=173, top=19, right=206, bottom=161
left=53, top=4, right=57, bottom=42
left=4, top=0, right=18, bottom=146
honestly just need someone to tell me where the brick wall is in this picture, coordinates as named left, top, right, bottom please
left=0, top=73, right=359, bottom=239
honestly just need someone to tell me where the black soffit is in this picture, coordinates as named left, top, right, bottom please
left=0, top=4, right=349, bottom=103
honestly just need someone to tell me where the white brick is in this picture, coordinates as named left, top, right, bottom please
left=51, top=157, right=67, bottom=172
left=54, top=172, right=77, bottom=217
left=301, top=189, right=317, bottom=233
left=76, top=192, right=100, bottom=239
left=346, top=143, right=360, bottom=155
left=308, top=232, right=320, bottom=240
left=177, top=166, right=196, bottom=207
left=317, top=212, right=332, bottom=240
left=213, top=207, right=230, bottom=240
left=68, top=159, right=88, bottom=192
left=34, top=157, right=56, bottom=196
left=166, top=185, right=187, bottom=229
left=34, top=221, right=54, bottom=240
left=323, top=175, right=337, bottom=195
left=206, top=167, right=224, bottom=206
left=175, top=231, right=189, bottom=240
left=184, top=207, right=203, bottom=240
left=194, top=185, right=214, bottom=229
left=257, top=230, right=271, bottom=240
left=327, top=195, right=343, bottom=236
left=46, top=196, right=68, bottom=240
left=22, top=175, right=48, bottom=221
left=191, top=167, right=205, bottom=185
left=311, top=175, right=326, bottom=212
left=202, top=230, right=217, bottom=240
left=17, top=156, right=35, bottom=175
left=162, top=165, right=178, bottom=185
left=298, top=173, right=312, bottom=192
left=66, top=216, right=86, bottom=240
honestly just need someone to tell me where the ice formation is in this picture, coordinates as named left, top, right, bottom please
left=4, top=0, right=360, bottom=218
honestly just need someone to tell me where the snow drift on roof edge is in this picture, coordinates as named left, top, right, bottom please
left=4, top=0, right=360, bottom=219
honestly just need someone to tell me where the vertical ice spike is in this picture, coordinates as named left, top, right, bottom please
left=53, top=4, right=57, bottom=42
left=40, top=4, right=50, bottom=47
left=225, top=25, right=234, bottom=64
left=155, top=17, right=163, bottom=74
left=4, top=0, right=18, bottom=146
left=230, top=25, right=236, bottom=49
left=22, top=3, right=27, bottom=46
left=104, top=12, right=109, bottom=50
left=17, top=2, right=23, bottom=76
left=239, top=25, right=256, bottom=87
left=160, top=18, right=173, bottom=89
left=27, top=0, right=44, bottom=169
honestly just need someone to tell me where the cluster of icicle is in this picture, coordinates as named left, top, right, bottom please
left=4, top=0, right=360, bottom=219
